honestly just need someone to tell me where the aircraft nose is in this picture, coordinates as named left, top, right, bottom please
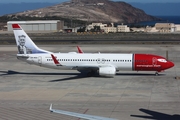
left=167, top=61, right=174, bottom=69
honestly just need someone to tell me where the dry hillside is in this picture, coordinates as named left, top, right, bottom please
left=12, top=0, right=158, bottom=23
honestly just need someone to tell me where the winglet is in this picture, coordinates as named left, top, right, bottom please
left=50, top=104, right=53, bottom=111
left=48, top=104, right=118, bottom=120
left=51, top=54, right=62, bottom=66
left=77, top=46, right=84, bottom=53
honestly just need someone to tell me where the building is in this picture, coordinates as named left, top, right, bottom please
left=86, top=23, right=131, bottom=33
left=63, top=26, right=80, bottom=33
left=145, top=26, right=159, bottom=33
left=103, top=27, right=117, bottom=33
left=117, top=24, right=130, bottom=32
left=97, top=3, right=105, bottom=5
left=155, top=23, right=176, bottom=33
left=7, top=20, right=64, bottom=32
left=86, top=23, right=107, bottom=31
left=87, top=23, right=117, bottom=33
left=175, top=25, right=180, bottom=32
left=131, top=28, right=145, bottom=32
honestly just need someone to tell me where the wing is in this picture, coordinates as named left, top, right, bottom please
left=50, top=104, right=118, bottom=120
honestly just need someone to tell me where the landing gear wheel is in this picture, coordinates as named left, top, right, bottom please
left=155, top=72, right=159, bottom=76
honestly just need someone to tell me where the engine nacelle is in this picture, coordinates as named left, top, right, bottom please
left=99, top=66, right=116, bottom=77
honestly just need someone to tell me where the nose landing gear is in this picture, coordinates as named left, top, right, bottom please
left=155, top=71, right=159, bottom=76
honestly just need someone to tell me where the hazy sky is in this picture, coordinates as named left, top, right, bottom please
left=0, top=0, right=180, bottom=3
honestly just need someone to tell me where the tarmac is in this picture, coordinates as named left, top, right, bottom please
left=0, top=44, right=179, bottom=120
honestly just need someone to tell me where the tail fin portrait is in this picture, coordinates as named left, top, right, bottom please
left=12, top=24, right=51, bottom=54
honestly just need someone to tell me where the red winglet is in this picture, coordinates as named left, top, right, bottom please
left=77, top=46, right=83, bottom=53
left=12, top=24, right=20, bottom=29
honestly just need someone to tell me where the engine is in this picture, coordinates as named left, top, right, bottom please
left=99, top=66, right=116, bottom=77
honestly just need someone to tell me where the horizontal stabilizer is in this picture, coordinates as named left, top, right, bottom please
left=51, top=54, right=62, bottom=66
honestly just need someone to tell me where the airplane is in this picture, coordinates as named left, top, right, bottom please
left=12, top=24, right=174, bottom=77
left=49, top=104, right=118, bottom=120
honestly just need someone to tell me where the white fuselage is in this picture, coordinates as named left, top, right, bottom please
left=17, top=53, right=133, bottom=71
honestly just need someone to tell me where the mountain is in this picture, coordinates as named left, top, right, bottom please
left=8, top=0, right=158, bottom=23
left=129, top=3, right=180, bottom=16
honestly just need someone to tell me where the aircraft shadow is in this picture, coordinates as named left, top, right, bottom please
left=131, top=108, right=180, bottom=120
left=0, top=70, right=90, bottom=82
left=49, top=75, right=88, bottom=82
left=0, top=70, right=164, bottom=76
left=0, top=70, right=79, bottom=76
left=116, top=73, right=165, bottom=76
left=0, top=70, right=165, bottom=82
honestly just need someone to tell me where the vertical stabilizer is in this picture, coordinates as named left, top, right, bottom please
left=12, top=24, right=51, bottom=54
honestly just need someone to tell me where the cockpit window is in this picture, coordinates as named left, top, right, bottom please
left=158, top=59, right=167, bottom=63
